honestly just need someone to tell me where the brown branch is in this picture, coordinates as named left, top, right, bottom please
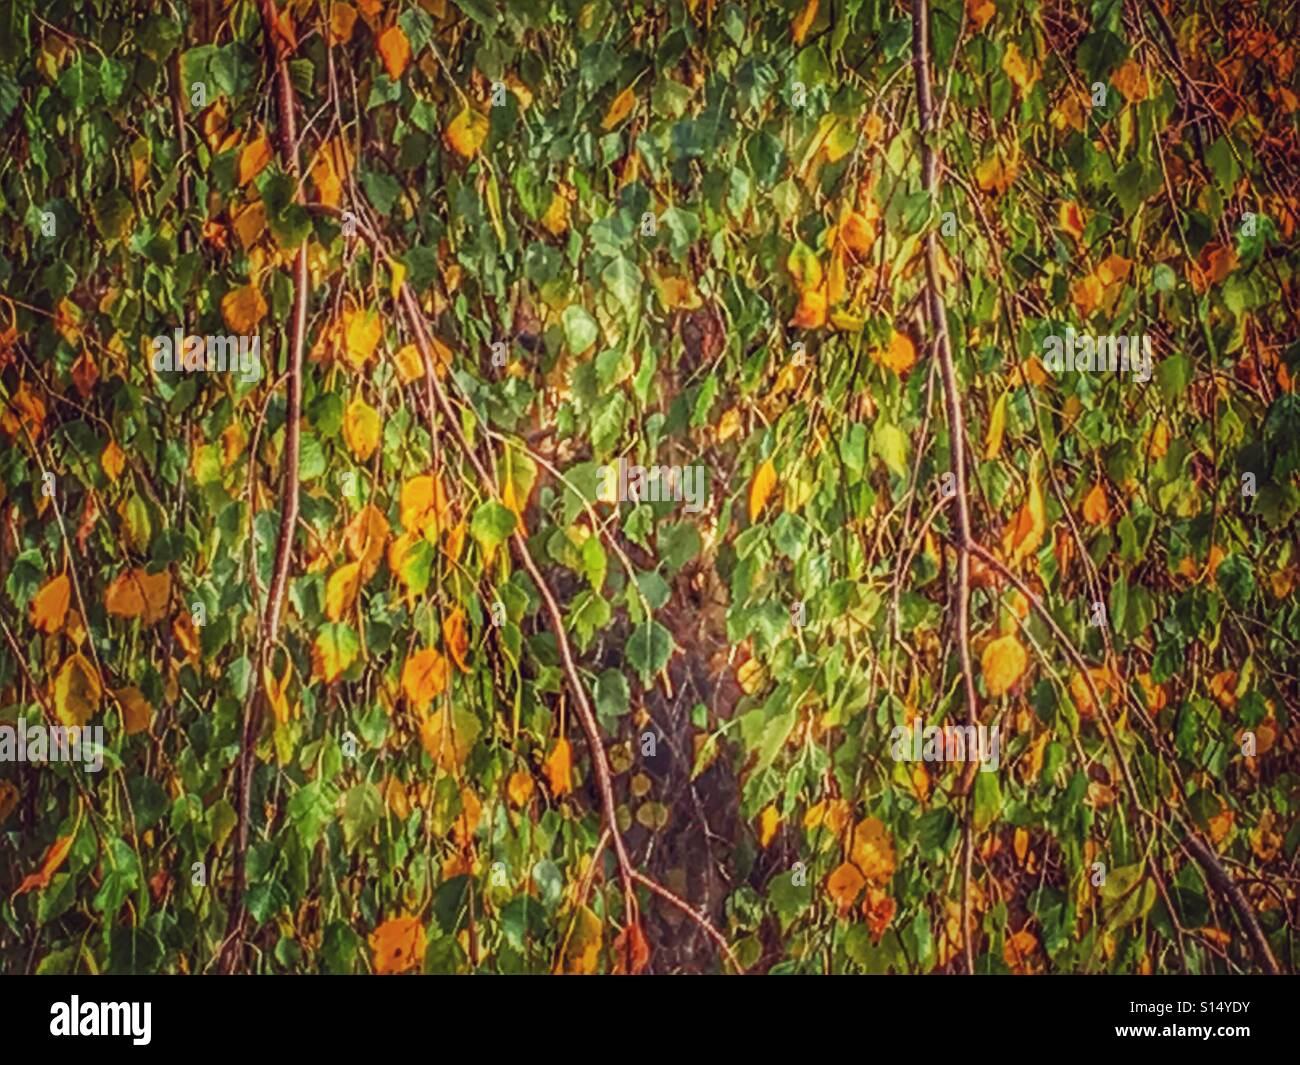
left=217, top=0, right=308, bottom=974
left=911, top=0, right=978, bottom=976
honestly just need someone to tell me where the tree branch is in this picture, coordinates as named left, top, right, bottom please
left=216, top=0, right=308, bottom=974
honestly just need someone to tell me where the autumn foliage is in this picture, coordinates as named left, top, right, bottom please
left=0, top=0, right=1297, bottom=976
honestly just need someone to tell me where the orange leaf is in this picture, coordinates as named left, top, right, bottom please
left=114, top=686, right=154, bottom=736
left=545, top=737, right=573, bottom=797
left=790, top=287, right=827, bottom=329
left=966, top=0, right=995, bottom=33
left=29, top=573, right=71, bottom=634
left=369, top=915, right=425, bottom=974
left=377, top=25, right=411, bottom=80
left=827, top=860, right=866, bottom=916
left=402, top=648, right=448, bottom=712
left=612, top=921, right=651, bottom=975
left=1082, top=481, right=1109, bottom=525
left=791, top=0, right=819, bottom=45
left=507, top=769, right=534, bottom=807
left=873, top=329, right=916, bottom=375
left=14, top=832, right=76, bottom=897
left=105, top=568, right=171, bottom=624
left=601, top=85, right=637, bottom=131
left=238, top=134, right=273, bottom=187
left=443, top=607, right=470, bottom=672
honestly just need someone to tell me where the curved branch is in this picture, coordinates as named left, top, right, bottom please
left=217, top=0, right=308, bottom=974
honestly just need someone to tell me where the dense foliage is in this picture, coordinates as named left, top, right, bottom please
left=0, top=0, right=1297, bottom=975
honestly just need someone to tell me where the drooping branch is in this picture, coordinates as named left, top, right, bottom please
left=911, top=0, right=979, bottom=976
left=216, top=0, right=309, bottom=974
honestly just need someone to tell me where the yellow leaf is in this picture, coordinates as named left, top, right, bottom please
left=369, top=915, right=425, bottom=975
left=221, top=284, right=268, bottom=335
left=758, top=804, right=781, bottom=847
left=325, top=561, right=363, bottom=622
left=402, top=648, right=449, bottom=712
left=787, top=242, right=823, bottom=292
left=601, top=85, right=637, bottom=131
left=114, top=686, right=153, bottom=736
left=400, top=473, right=450, bottom=538
left=328, top=1, right=358, bottom=44
left=1001, top=42, right=1039, bottom=95
left=444, top=107, right=490, bottom=159
left=827, top=246, right=848, bottom=305
left=1082, top=481, right=1109, bottom=525
left=975, top=152, right=1018, bottom=196
left=791, top=0, right=819, bottom=46
left=541, top=192, right=570, bottom=236
left=238, top=134, right=273, bottom=187
left=309, top=137, right=353, bottom=209
left=344, top=504, right=389, bottom=580
left=545, top=737, right=573, bottom=797
left=850, top=816, right=895, bottom=883
left=1004, top=928, right=1041, bottom=974
left=984, top=390, right=1007, bottom=459
left=1070, top=273, right=1104, bottom=317
left=102, top=440, right=126, bottom=484
left=341, top=307, right=381, bottom=370
left=981, top=633, right=1028, bottom=697
left=790, top=286, right=827, bottom=329
left=393, top=342, right=424, bottom=384
left=30, top=574, right=71, bottom=634
left=443, top=607, right=470, bottom=672
left=377, top=25, right=412, bottom=80
left=53, top=653, right=101, bottom=727
left=342, top=397, right=381, bottom=461
left=558, top=904, right=604, bottom=975
left=736, top=657, right=768, bottom=696
left=105, top=568, right=171, bottom=624
left=312, top=626, right=358, bottom=683
left=263, top=652, right=296, bottom=727
left=749, top=458, right=778, bottom=522
left=419, top=705, right=479, bottom=772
